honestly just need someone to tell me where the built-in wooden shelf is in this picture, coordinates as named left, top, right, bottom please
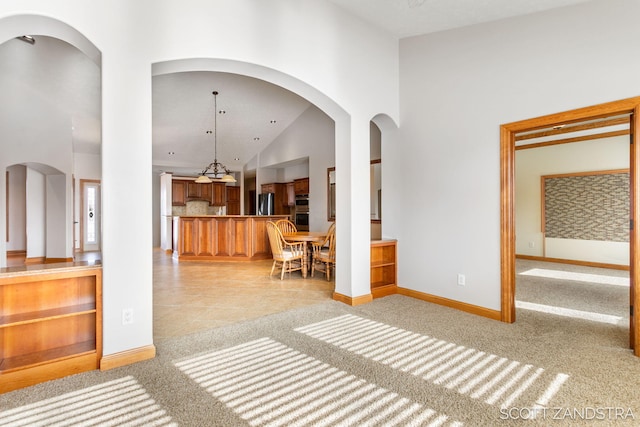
left=0, top=303, right=96, bottom=327
left=0, top=265, right=102, bottom=393
left=371, top=239, right=397, bottom=299
left=0, top=341, right=97, bottom=373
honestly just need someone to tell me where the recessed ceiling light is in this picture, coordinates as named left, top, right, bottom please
left=270, top=120, right=277, bottom=124
left=218, top=110, right=226, bottom=114
left=168, top=151, right=175, bottom=155
left=253, top=137, right=260, bottom=141
left=234, top=157, right=240, bottom=161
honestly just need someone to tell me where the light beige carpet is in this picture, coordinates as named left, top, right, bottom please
left=1, top=262, right=639, bottom=426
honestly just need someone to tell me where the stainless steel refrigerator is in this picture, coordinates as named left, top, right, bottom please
left=257, top=192, right=275, bottom=215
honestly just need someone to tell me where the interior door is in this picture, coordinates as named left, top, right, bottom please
left=80, top=179, right=101, bottom=252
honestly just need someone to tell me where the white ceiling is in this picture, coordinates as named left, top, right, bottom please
left=327, top=0, right=595, bottom=38
left=152, top=72, right=311, bottom=177
left=1, top=1, right=598, bottom=177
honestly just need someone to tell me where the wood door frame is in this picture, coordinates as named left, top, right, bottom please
left=500, top=96, right=640, bottom=356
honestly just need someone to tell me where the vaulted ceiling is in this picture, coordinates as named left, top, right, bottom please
left=1, top=0, right=598, bottom=177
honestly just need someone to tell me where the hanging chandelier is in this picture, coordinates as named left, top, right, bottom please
left=195, top=90, right=237, bottom=183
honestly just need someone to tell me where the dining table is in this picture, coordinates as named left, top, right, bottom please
left=282, top=231, right=327, bottom=278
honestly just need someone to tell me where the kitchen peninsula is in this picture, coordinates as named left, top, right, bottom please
left=172, top=215, right=288, bottom=261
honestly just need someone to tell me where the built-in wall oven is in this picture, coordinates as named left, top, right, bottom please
left=294, top=194, right=309, bottom=231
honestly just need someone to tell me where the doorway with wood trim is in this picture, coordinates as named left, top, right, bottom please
left=500, top=96, right=640, bottom=356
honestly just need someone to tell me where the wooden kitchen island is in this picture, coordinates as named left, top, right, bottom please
left=172, top=215, right=289, bottom=261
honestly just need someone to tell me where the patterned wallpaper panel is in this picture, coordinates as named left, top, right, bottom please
left=544, top=172, right=629, bottom=242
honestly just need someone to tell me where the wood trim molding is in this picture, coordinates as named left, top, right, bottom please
left=332, top=292, right=373, bottom=306
left=24, top=256, right=46, bottom=265
left=543, top=168, right=629, bottom=180
left=371, top=284, right=397, bottom=299
left=516, top=254, right=629, bottom=271
left=500, top=124, right=516, bottom=323
left=397, top=287, right=502, bottom=321
left=631, top=105, right=640, bottom=354
left=6, top=250, right=26, bottom=257
left=515, top=116, right=630, bottom=141
left=516, top=129, right=629, bottom=150
left=45, top=257, right=74, bottom=264
left=100, top=345, right=156, bottom=371
left=5, top=171, right=8, bottom=242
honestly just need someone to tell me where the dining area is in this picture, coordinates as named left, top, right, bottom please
left=266, top=219, right=336, bottom=281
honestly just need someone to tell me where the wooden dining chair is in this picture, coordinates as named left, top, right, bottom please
left=275, top=218, right=297, bottom=234
left=266, top=221, right=305, bottom=280
left=311, top=222, right=336, bottom=281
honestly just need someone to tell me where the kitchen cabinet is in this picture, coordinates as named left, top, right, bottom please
left=187, top=181, right=201, bottom=199
left=226, top=186, right=240, bottom=215
left=285, top=182, right=295, bottom=207
left=294, top=177, right=309, bottom=195
left=172, top=180, right=187, bottom=206
left=172, top=179, right=226, bottom=206
left=211, top=182, right=226, bottom=206
left=370, top=239, right=397, bottom=299
left=261, top=183, right=275, bottom=194
left=173, top=215, right=289, bottom=261
left=0, top=266, right=103, bottom=393
left=200, top=182, right=213, bottom=202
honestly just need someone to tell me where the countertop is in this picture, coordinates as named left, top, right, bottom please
left=0, top=260, right=102, bottom=278
left=172, top=215, right=289, bottom=218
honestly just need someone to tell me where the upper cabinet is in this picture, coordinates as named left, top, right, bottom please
left=211, top=182, right=226, bottom=206
left=286, top=182, right=295, bottom=206
left=226, top=186, right=240, bottom=215
left=172, top=180, right=187, bottom=206
left=294, top=177, right=309, bottom=195
left=187, top=181, right=201, bottom=199
left=172, top=179, right=226, bottom=206
left=261, top=183, right=276, bottom=194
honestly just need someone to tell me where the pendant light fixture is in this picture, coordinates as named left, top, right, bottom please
left=195, top=90, right=237, bottom=183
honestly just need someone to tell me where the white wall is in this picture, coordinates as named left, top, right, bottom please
left=516, top=136, right=629, bottom=265
left=6, top=164, right=26, bottom=251
left=46, top=173, right=67, bottom=258
left=26, top=168, right=46, bottom=258
left=0, top=50, right=74, bottom=264
left=159, top=172, right=172, bottom=250
left=258, top=105, right=335, bottom=231
left=283, top=164, right=309, bottom=182
left=0, top=0, right=399, bottom=357
left=397, top=0, right=640, bottom=310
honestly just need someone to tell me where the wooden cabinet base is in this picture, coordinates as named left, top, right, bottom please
left=173, top=215, right=288, bottom=261
left=370, top=240, right=397, bottom=299
left=0, top=266, right=102, bottom=394
left=1, top=351, right=98, bottom=393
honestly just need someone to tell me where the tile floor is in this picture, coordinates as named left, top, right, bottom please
left=152, top=249, right=335, bottom=340
left=5, top=249, right=335, bottom=341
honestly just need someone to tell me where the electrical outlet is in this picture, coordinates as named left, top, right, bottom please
left=528, top=241, right=535, bottom=248
left=122, top=308, right=134, bottom=325
left=457, top=274, right=466, bottom=286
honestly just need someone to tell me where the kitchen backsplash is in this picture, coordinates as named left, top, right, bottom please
left=172, top=200, right=226, bottom=216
